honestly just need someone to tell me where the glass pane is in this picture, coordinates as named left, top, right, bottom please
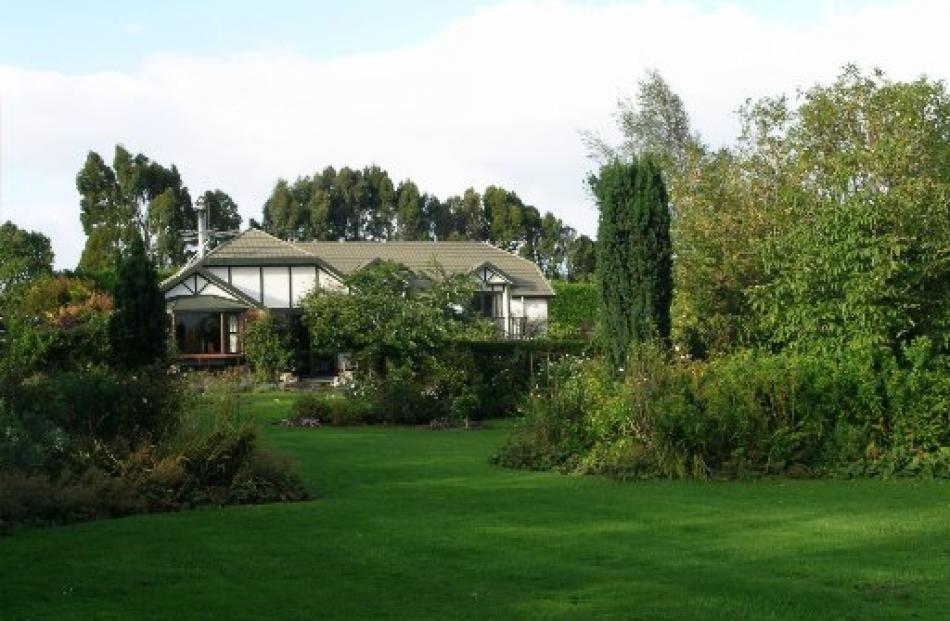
left=228, top=314, right=238, bottom=332
left=229, top=334, right=239, bottom=354
left=174, top=312, right=222, bottom=354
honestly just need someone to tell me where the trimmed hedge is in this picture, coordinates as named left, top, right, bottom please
left=549, top=281, right=598, bottom=339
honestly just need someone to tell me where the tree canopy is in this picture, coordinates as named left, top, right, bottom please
left=76, top=145, right=241, bottom=270
left=600, top=66, right=950, bottom=358
left=0, top=221, right=54, bottom=302
left=258, top=166, right=595, bottom=281
left=592, top=157, right=672, bottom=369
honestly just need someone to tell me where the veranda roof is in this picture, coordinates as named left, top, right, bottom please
left=166, top=295, right=250, bottom=312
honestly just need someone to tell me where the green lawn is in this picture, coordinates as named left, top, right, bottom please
left=2, top=394, right=950, bottom=620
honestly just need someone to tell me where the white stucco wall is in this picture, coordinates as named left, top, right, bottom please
left=230, top=267, right=261, bottom=304
left=524, top=298, right=548, bottom=321
left=201, top=283, right=237, bottom=300
left=292, top=266, right=318, bottom=306
left=319, top=270, right=345, bottom=291
left=262, top=267, right=291, bottom=308
left=206, top=267, right=229, bottom=282
left=165, top=283, right=191, bottom=298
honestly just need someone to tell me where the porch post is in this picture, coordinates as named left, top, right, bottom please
left=219, top=313, right=225, bottom=354
left=502, top=286, right=510, bottom=337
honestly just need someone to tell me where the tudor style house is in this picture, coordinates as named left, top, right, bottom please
left=160, top=228, right=554, bottom=369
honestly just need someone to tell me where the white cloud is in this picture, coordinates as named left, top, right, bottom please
left=1, top=0, right=948, bottom=268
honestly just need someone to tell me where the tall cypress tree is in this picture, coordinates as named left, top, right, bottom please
left=591, top=156, right=672, bottom=370
left=110, top=232, right=167, bottom=369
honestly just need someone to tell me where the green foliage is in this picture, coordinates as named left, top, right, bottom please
left=565, top=234, right=596, bottom=282
left=743, top=67, right=950, bottom=354
left=396, top=180, right=427, bottom=240
left=0, top=221, right=53, bottom=303
left=591, top=157, right=672, bottom=370
left=492, top=356, right=600, bottom=471
left=109, top=232, right=166, bottom=369
left=259, top=165, right=585, bottom=277
left=290, top=392, right=376, bottom=426
left=243, top=312, right=293, bottom=382
left=496, top=342, right=950, bottom=480
left=77, top=146, right=240, bottom=269
left=303, top=260, right=483, bottom=376
left=2, top=276, right=112, bottom=376
left=199, top=189, right=242, bottom=242
left=548, top=281, right=598, bottom=339
left=11, top=368, right=181, bottom=448
left=0, top=467, right=146, bottom=534
left=0, top=399, right=68, bottom=473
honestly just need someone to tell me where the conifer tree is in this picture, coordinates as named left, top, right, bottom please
left=592, top=156, right=672, bottom=370
left=109, top=232, right=167, bottom=369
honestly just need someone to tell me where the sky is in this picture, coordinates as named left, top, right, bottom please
left=1, top=0, right=948, bottom=268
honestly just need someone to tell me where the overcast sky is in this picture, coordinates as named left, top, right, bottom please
left=1, top=0, right=948, bottom=268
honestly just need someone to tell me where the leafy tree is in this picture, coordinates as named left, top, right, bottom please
left=483, top=185, right=526, bottom=252
left=537, top=213, right=567, bottom=279
left=565, top=234, right=596, bottom=282
left=0, top=221, right=54, bottom=301
left=201, top=190, right=242, bottom=235
left=302, top=260, right=485, bottom=375
left=518, top=205, right=543, bottom=263
left=584, top=69, right=701, bottom=177
left=447, top=188, right=485, bottom=240
left=77, top=145, right=195, bottom=269
left=109, top=232, right=166, bottom=369
left=262, top=179, right=301, bottom=240
left=363, top=165, right=396, bottom=240
left=592, top=157, right=672, bottom=370
left=77, top=151, right=121, bottom=270
left=396, top=180, right=427, bottom=240
left=425, top=194, right=453, bottom=240
left=743, top=67, right=950, bottom=353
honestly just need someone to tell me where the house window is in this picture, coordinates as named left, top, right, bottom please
left=175, top=312, right=222, bottom=354
left=473, top=291, right=501, bottom=318
left=226, top=313, right=240, bottom=353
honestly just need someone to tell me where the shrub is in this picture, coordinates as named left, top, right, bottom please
left=11, top=367, right=181, bottom=444
left=549, top=281, right=599, bottom=339
left=495, top=343, right=950, bottom=480
left=492, top=356, right=601, bottom=471
left=244, top=311, right=293, bottom=382
left=0, top=399, right=68, bottom=473
left=0, top=467, right=145, bottom=534
left=290, top=392, right=375, bottom=426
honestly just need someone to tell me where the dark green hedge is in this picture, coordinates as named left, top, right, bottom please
left=549, top=281, right=598, bottom=338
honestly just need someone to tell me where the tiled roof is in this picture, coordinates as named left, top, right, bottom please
left=302, top=240, right=554, bottom=296
left=172, top=229, right=554, bottom=297
left=202, top=228, right=320, bottom=264
left=166, top=295, right=250, bottom=312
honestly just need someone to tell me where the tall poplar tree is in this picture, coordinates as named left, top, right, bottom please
left=592, top=156, right=672, bottom=370
left=109, top=232, right=167, bottom=369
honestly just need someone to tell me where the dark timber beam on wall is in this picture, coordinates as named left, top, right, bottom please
left=259, top=267, right=264, bottom=305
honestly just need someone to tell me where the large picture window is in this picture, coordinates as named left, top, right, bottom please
left=175, top=312, right=222, bottom=354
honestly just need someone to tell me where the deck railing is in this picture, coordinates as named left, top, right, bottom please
left=493, top=316, right=544, bottom=339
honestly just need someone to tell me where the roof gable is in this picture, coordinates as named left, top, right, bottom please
left=302, top=241, right=553, bottom=296
left=161, top=266, right=262, bottom=308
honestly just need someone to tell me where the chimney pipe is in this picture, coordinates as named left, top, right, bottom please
left=195, top=197, right=208, bottom=258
